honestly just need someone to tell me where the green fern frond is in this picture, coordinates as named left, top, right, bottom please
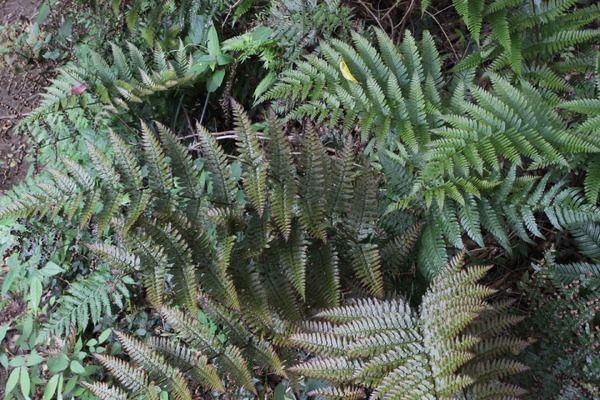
left=349, top=243, right=384, bottom=298
left=137, top=217, right=198, bottom=313
left=196, top=122, right=238, bottom=205
left=246, top=338, right=287, bottom=378
left=267, top=116, right=297, bottom=239
left=307, top=243, right=341, bottom=308
left=289, top=252, right=527, bottom=398
left=584, top=156, right=600, bottom=205
left=86, top=243, right=140, bottom=271
left=231, top=100, right=268, bottom=216
left=148, top=336, right=225, bottom=392
left=155, top=122, right=206, bottom=223
left=345, top=167, right=378, bottom=241
left=86, top=140, right=120, bottom=188
left=141, top=121, right=176, bottom=210
left=80, top=382, right=128, bottom=400
left=307, top=385, right=366, bottom=400
left=277, top=222, right=307, bottom=298
left=94, top=354, right=160, bottom=398
left=298, top=125, right=327, bottom=241
left=114, top=331, right=192, bottom=400
left=109, top=129, right=143, bottom=191
left=158, top=306, right=222, bottom=357
left=39, top=265, right=132, bottom=340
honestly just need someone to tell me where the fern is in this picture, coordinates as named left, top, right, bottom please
left=37, top=264, right=134, bottom=342
left=288, top=252, right=528, bottom=399
left=43, top=108, right=436, bottom=398
left=432, top=0, right=600, bottom=77
left=261, top=27, right=600, bottom=279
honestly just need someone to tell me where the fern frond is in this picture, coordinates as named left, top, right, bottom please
left=86, top=243, right=140, bottom=271
left=349, top=243, right=384, bottom=298
left=290, top=253, right=527, bottom=398
left=86, top=140, right=120, bottom=188
left=93, top=354, right=154, bottom=395
left=137, top=217, right=198, bottom=313
left=80, top=382, right=128, bottom=400
left=141, top=121, right=175, bottom=210
left=148, top=337, right=225, bottom=393
left=159, top=306, right=222, bottom=356
left=307, top=385, right=366, bottom=400
left=196, top=122, right=237, bottom=205
left=267, top=116, right=297, bottom=239
left=114, top=331, right=192, bottom=400
left=298, top=125, right=327, bottom=241
left=277, top=222, right=307, bottom=298
left=156, top=122, right=206, bottom=223
left=231, top=100, right=268, bottom=216
left=39, top=265, right=131, bottom=340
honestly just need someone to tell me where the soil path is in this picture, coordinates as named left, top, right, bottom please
left=0, top=0, right=42, bottom=192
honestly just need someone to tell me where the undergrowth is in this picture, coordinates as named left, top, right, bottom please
left=1, top=0, right=599, bottom=399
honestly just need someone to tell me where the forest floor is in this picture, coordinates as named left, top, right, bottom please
left=0, top=0, right=42, bottom=192
left=0, top=0, right=41, bottom=393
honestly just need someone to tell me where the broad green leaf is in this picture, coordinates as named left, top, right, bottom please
left=189, top=14, right=208, bottom=45
left=254, top=71, right=277, bottom=99
left=217, top=54, right=234, bottom=65
left=207, top=69, right=225, bottom=92
left=252, top=27, right=273, bottom=42
left=64, top=375, right=78, bottom=393
left=0, top=324, right=8, bottom=342
left=36, top=3, right=50, bottom=22
left=40, top=262, right=64, bottom=277
left=29, top=277, right=43, bottom=313
left=8, top=356, right=26, bottom=367
left=22, top=316, right=32, bottom=339
left=98, top=329, right=111, bottom=344
left=47, top=355, right=70, bottom=374
left=43, top=375, right=60, bottom=400
left=274, top=384, right=286, bottom=400
left=5, top=367, right=20, bottom=395
left=70, top=360, right=86, bottom=374
left=26, top=353, right=45, bottom=366
left=207, top=25, right=221, bottom=57
left=190, top=62, right=209, bottom=77
left=111, top=0, right=122, bottom=16
left=20, top=366, right=31, bottom=398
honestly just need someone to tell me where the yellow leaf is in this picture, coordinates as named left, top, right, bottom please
left=339, top=58, right=359, bottom=83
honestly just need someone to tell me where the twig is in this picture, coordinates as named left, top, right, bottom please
left=431, top=3, right=455, bottom=17
left=396, top=0, right=416, bottom=39
left=222, top=0, right=244, bottom=29
left=199, top=92, right=210, bottom=126
left=425, top=10, right=459, bottom=61
left=356, top=0, right=386, bottom=33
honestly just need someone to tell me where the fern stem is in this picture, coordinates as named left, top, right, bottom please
left=199, top=93, right=210, bottom=126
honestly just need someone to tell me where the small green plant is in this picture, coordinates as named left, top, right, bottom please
left=0, top=313, right=113, bottom=399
